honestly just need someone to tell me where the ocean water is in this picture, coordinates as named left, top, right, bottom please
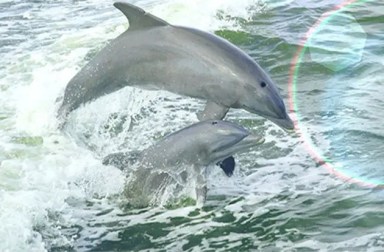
left=1, top=0, right=383, bottom=251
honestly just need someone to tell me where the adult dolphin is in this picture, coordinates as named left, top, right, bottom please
left=103, top=120, right=264, bottom=207
left=57, top=2, right=294, bottom=130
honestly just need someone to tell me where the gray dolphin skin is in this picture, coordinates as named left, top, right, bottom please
left=103, top=120, right=264, bottom=207
left=57, top=2, right=294, bottom=130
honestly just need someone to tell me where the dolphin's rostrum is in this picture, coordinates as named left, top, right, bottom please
left=57, top=2, right=294, bottom=130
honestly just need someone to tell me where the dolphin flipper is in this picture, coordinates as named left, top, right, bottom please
left=102, top=151, right=141, bottom=170
left=217, top=156, right=235, bottom=177
left=197, top=101, right=229, bottom=121
left=114, top=2, right=169, bottom=30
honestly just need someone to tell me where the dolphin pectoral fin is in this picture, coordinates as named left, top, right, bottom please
left=216, top=156, right=235, bottom=177
left=102, top=151, right=140, bottom=170
left=197, top=102, right=229, bottom=121
left=114, top=2, right=169, bottom=31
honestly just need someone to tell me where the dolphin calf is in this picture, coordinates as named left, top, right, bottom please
left=57, top=2, right=294, bottom=130
left=103, top=120, right=264, bottom=207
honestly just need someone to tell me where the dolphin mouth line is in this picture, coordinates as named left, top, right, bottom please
left=233, top=134, right=265, bottom=150
left=212, top=135, right=248, bottom=155
left=212, top=134, right=265, bottom=164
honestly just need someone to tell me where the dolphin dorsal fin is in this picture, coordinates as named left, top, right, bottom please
left=114, top=2, right=169, bottom=30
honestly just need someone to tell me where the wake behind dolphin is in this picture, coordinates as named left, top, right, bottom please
left=57, top=2, right=294, bottom=130
left=103, top=120, right=264, bottom=207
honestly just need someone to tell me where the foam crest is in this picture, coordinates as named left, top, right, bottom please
left=143, top=0, right=265, bottom=30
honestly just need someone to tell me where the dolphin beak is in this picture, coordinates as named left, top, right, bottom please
left=266, top=86, right=295, bottom=131
left=211, top=132, right=264, bottom=165
left=226, top=134, right=265, bottom=155
left=267, top=115, right=295, bottom=131
left=214, top=126, right=249, bottom=154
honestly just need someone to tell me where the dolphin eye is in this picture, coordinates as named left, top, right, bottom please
left=260, top=81, right=267, bottom=88
left=211, top=121, right=218, bottom=125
